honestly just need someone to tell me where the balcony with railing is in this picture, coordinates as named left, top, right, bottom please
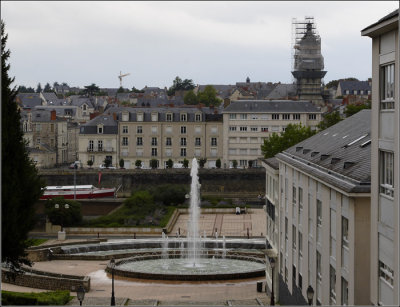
left=87, top=147, right=115, bottom=153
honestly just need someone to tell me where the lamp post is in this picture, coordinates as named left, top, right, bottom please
left=74, top=163, right=78, bottom=200
left=110, top=257, right=116, bottom=306
left=55, top=203, right=69, bottom=232
left=270, top=258, right=275, bottom=306
left=76, top=285, right=85, bottom=306
left=307, top=285, right=314, bottom=306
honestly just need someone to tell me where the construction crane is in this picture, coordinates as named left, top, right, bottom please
left=118, top=71, right=130, bottom=88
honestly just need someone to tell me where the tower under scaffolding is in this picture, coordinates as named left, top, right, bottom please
left=291, top=16, right=326, bottom=107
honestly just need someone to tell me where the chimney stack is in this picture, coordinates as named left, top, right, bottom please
left=51, top=110, right=57, bottom=121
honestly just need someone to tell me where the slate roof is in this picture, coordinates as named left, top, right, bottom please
left=276, top=109, right=371, bottom=193
left=41, top=92, right=58, bottom=103
left=223, top=100, right=320, bottom=113
left=79, top=115, right=118, bottom=134
left=198, top=85, right=236, bottom=99
left=32, top=107, right=76, bottom=120
left=361, top=9, right=399, bottom=32
left=338, top=81, right=371, bottom=95
left=261, top=157, right=279, bottom=170
left=17, top=93, right=43, bottom=108
left=265, top=84, right=297, bottom=99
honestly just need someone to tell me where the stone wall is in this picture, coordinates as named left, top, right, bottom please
left=39, top=169, right=265, bottom=196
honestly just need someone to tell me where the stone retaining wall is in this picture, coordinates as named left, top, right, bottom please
left=1, top=268, right=90, bottom=292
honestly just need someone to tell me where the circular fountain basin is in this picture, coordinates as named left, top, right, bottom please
left=109, top=255, right=266, bottom=281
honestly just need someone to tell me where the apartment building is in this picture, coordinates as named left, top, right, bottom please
left=115, top=107, right=223, bottom=169
left=362, top=9, right=399, bottom=306
left=78, top=115, right=118, bottom=168
left=21, top=109, right=69, bottom=165
left=275, top=110, right=371, bottom=305
left=223, top=100, right=321, bottom=168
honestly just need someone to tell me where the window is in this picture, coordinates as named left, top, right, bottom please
left=166, top=137, right=172, bottom=146
left=211, top=127, right=217, bottom=133
left=122, top=137, right=128, bottom=146
left=298, top=187, right=303, bottom=225
left=211, top=138, right=217, bottom=146
left=122, top=113, right=129, bottom=121
left=35, top=123, right=41, bottom=132
left=341, top=278, right=348, bottom=306
left=151, top=148, right=157, bottom=156
left=330, top=209, right=337, bottom=259
left=240, top=114, right=247, bottom=120
left=151, top=137, right=157, bottom=146
left=98, top=126, right=103, bottom=134
left=180, top=113, right=187, bottom=121
left=195, top=149, right=201, bottom=157
left=229, top=114, right=237, bottom=120
left=272, top=114, right=279, bottom=120
left=181, top=126, right=186, bottom=134
left=380, top=151, right=394, bottom=198
left=229, top=126, right=237, bottom=131
left=151, top=113, right=158, bottom=121
left=165, top=149, right=172, bottom=157
left=240, top=126, right=247, bottom=132
left=136, top=137, right=143, bottom=146
left=166, top=113, right=173, bottom=121
left=381, top=63, right=395, bottom=109
left=50, top=124, right=54, bottom=132
left=137, top=113, right=143, bottom=121
left=283, top=114, right=290, bottom=120
left=180, top=148, right=186, bottom=157
left=316, top=251, right=322, bottom=302
left=122, top=126, right=128, bottom=134
left=342, top=217, right=349, bottom=248
left=165, top=126, right=172, bottom=133
left=309, top=114, right=317, bottom=120
left=379, top=260, right=394, bottom=286
left=195, top=138, right=201, bottom=146
left=151, top=126, right=157, bottom=133
left=195, top=126, right=201, bottom=134
left=292, top=225, right=297, bottom=250
left=88, top=140, right=94, bottom=151
left=293, top=114, right=300, bottom=120
left=180, top=138, right=187, bottom=146
left=137, top=126, right=142, bottom=134
left=261, top=127, right=269, bottom=132
left=298, top=232, right=303, bottom=257
left=36, top=137, right=41, bottom=145
left=195, top=113, right=201, bottom=122
left=98, top=140, right=103, bottom=151
left=271, top=126, right=279, bottom=132
left=250, top=126, right=258, bottom=132
left=330, top=266, right=337, bottom=304
left=317, top=200, right=322, bottom=243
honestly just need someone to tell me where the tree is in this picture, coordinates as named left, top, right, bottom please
left=183, top=158, right=189, bottom=168
left=44, top=197, right=82, bottom=228
left=152, top=184, right=187, bottom=206
left=35, top=82, right=42, bottom=93
left=1, top=20, right=44, bottom=271
left=166, top=158, right=173, bottom=169
left=104, top=157, right=112, bottom=168
left=135, top=160, right=142, bottom=169
left=87, top=160, right=93, bottom=168
left=232, top=160, right=238, bottom=169
left=150, top=159, right=158, bottom=169
left=183, top=90, right=198, bottom=105
left=53, top=81, right=59, bottom=88
left=197, top=85, right=221, bottom=106
left=261, top=124, right=317, bottom=159
left=344, top=102, right=371, bottom=117
left=317, top=111, right=342, bottom=130
left=248, top=160, right=253, bottom=168
left=119, top=158, right=125, bottom=169
left=131, top=86, right=144, bottom=93
left=83, top=83, right=100, bottom=96
left=325, top=77, right=359, bottom=89
left=167, top=76, right=195, bottom=96
left=199, top=158, right=207, bottom=168
left=216, top=158, right=221, bottom=169
left=117, top=86, right=125, bottom=93
left=17, top=85, right=35, bottom=93
left=43, top=82, right=52, bottom=93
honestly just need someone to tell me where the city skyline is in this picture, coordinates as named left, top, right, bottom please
left=1, top=1, right=398, bottom=89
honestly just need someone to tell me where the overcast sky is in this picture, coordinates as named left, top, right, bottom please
left=1, top=1, right=398, bottom=90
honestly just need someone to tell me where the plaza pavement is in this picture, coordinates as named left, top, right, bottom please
left=2, top=210, right=269, bottom=306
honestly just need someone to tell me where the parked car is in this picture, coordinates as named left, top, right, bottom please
left=99, top=164, right=116, bottom=169
left=69, top=161, right=82, bottom=169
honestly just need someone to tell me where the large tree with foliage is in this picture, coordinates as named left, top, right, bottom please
left=317, top=111, right=342, bottom=130
left=261, top=124, right=317, bottom=159
left=43, top=82, right=52, bottom=93
left=83, top=83, right=100, bottom=96
left=325, top=77, right=359, bottom=89
left=44, top=197, right=82, bottom=228
left=183, top=90, right=198, bottom=105
left=197, top=85, right=221, bottom=106
left=1, top=21, right=44, bottom=271
left=35, top=82, right=42, bottom=93
left=344, top=101, right=371, bottom=117
left=167, top=76, right=195, bottom=96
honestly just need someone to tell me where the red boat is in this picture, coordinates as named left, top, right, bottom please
left=40, top=185, right=116, bottom=200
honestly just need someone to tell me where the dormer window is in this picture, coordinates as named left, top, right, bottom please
left=195, top=113, right=201, bottom=122
left=137, top=113, right=143, bottom=122
left=151, top=113, right=158, bottom=122
left=83, top=104, right=87, bottom=111
left=98, top=125, right=103, bottom=134
left=180, top=113, right=187, bottom=122
left=166, top=113, right=173, bottom=122
left=122, top=112, right=129, bottom=122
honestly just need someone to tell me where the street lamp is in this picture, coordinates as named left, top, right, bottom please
left=270, top=257, right=275, bottom=306
left=307, top=285, right=314, bottom=306
left=55, top=203, right=69, bottom=232
left=74, top=163, right=78, bottom=200
left=110, top=257, right=116, bottom=306
left=76, top=285, right=85, bottom=306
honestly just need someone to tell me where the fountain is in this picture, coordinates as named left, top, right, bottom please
left=56, top=158, right=267, bottom=281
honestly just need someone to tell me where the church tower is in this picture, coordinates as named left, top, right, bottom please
left=291, top=18, right=326, bottom=107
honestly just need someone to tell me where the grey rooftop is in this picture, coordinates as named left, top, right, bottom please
left=223, top=100, right=320, bottom=113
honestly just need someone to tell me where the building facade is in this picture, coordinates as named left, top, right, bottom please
left=222, top=100, right=321, bottom=169
left=362, top=9, right=399, bottom=306
left=115, top=107, right=223, bottom=169
left=275, top=110, right=372, bottom=305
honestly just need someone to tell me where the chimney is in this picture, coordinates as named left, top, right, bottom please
left=113, top=112, right=117, bottom=121
left=51, top=110, right=56, bottom=121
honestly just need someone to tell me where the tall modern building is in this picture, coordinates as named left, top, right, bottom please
left=361, top=9, right=399, bottom=306
left=292, top=18, right=326, bottom=107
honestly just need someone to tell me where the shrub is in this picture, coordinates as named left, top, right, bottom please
left=232, top=160, right=238, bottom=169
left=135, top=160, right=142, bottom=169
left=1, top=290, right=72, bottom=305
left=199, top=158, right=207, bottom=168
left=119, top=159, right=125, bottom=168
left=152, top=184, right=188, bottom=206
left=183, top=158, right=189, bottom=168
left=150, top=159, right=158, bottom=169
left=104, top=157, right=112, bottom=168
left=44, top=197, right=82, bottom=227
left=166, top=159, right=173, bottom=169
left=216, top=159, right=221, bottom=169
left=87, top=160, right=93, bottom=168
